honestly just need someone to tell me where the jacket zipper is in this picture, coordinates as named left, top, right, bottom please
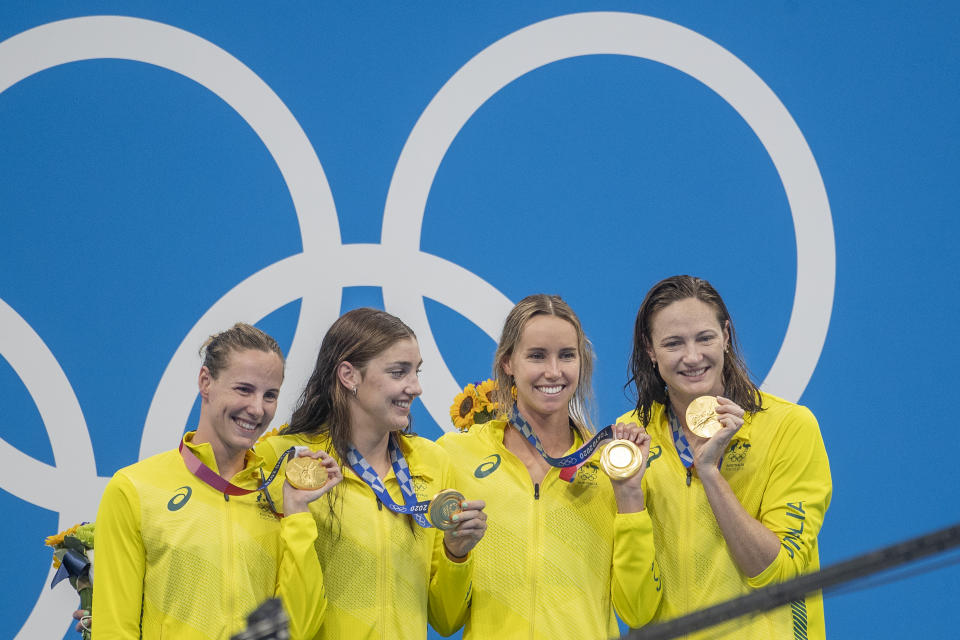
left=530, top=481, right=542, bottom=638
left=224, top=489, right=235, bottom=629
left=378, top=492, right=387, bottom=636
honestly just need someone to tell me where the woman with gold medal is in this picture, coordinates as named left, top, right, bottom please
left=616, top=275, right=832, bottom=638
left=438, top=294, right=662, bottom=639
left=93, top=323, right=342, bottom=640
left=256, top=308, right=488, bottom=639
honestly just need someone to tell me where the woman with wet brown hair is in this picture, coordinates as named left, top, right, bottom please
left=618, top=275, right=831, bottom=639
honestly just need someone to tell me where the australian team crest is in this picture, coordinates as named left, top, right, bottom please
left=723, top=441, right=752, bottom=471
left=574, top=462, right=601, bottom=486
left=413, top=478, right=429, bottom=501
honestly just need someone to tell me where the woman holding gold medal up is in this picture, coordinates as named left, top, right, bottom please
left=93, top=323, right=341, bottom=640
left=439, top=294, right=662, bottom=639
left=616, top=275, right=832, bottom=639
left=256, top=308, right=487, bottom=640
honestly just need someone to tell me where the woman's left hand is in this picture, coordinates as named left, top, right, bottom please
left=283, top=450, right=343, bottom=515
left=443, top=499, right=487, bottom=561
left=608, top=422, right=650, bottom=512
left=690, top=396, right=745, bottom=469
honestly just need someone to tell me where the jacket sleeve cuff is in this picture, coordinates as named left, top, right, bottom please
left=280, top=511, right=319, bottom=540
left=614, top=508, right=653, bottom=536
left=746, top=546, right=789, bottom=588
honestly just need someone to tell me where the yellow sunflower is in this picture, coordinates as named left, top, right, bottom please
left=45, top=523, right=80, bottom=549
left=474, top=379, right=498, bottom=411
left=450, top=383, right=478, bottom=430
left=46, top=522, right=95, bottom=568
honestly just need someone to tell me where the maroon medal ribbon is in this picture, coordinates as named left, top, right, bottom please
left=178, top=439, right=294, bottom=496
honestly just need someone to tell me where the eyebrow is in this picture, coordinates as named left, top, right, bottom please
left=524, top=345, right=577, bottom=351
left=386, top=360, right=422, bottom=367
left=234, top=379, right=281, bottom=393
left=660, top=329, right=717, bottom=341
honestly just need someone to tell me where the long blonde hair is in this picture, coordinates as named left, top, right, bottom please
left=493, top=294, right=596, bottom=436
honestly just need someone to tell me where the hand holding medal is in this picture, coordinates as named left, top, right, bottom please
left=286, top=455, right=329, bottom=490
left=603, top=422, right=650, bottom=513
left=599, top=422, right=650, bottom=479
left=435, top=491, right=487, bottom=561
left=283, top=450, right=342, bottom=515
left=683, top=396, right=745, bottom=470
left=686, top=396, right=723, bottom=438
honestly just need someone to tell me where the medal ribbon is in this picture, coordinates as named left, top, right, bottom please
left=346, top=436, right=434, bottom=528
left=508, top=406, right=613, bottom=482
left=178, top=439, right=295, bottom=515
left=666, top=406, right=695, bottom=469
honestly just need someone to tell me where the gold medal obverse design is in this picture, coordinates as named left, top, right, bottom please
left=686, top=395, right=723, bottom=438
left=600, top=439, right=644, bottom=479
left=285, top=456, right=328, bottom=491
left=428, top=489, right=465, bottom=531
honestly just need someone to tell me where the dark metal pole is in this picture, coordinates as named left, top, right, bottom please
left=627, top=522, right=960, bottom=640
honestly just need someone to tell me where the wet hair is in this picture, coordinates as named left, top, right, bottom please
left=493, top=294, right=596, bottom=435
left=282, top=308, right=417, bottom=465
left=200, top=322, right=285, bottom=379
left=627, top=275, right=761, bottom=426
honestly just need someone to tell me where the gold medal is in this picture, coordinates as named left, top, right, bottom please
left=686, top=395, right=722, bottom=438
left=285, top=456, right=328, bottom=490
left=428, top=489, right=464, bottom=530
left=600, top=439, right=644, bottom=479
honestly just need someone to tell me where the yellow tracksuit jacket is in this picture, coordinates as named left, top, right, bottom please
left=437, top=419, right=661, bottom=639
left=617, top=391, right=832, bottom=639
left=93, top=431, right=326, bottom=640
left=257, top=431, right=473, bottom=640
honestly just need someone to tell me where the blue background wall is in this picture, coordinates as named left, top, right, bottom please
left=2, top=3, right=957, bottom=638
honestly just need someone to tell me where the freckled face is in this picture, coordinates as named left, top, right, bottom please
left=646, top=297, right=728, bottom=408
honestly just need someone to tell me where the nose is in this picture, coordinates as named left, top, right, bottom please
left=407, top=375, right=423, bottom=398
left=247, top=395, right=266, bottom=419
left=545, top=356, right=561, bottom=379
left=681, top=342, right=703, bottom=364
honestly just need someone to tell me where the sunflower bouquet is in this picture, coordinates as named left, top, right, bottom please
left=46, top=522, right=95, bottom=640
left=450, top=379, right=502, bottom=431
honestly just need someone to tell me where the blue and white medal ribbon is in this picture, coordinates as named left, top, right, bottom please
left=666, top=406, right=695, bottom=469
left=346, top=436, right=433, bottom=528
left=667, top=405, right=722, bottom=485
left=509, top=406, right=613, bottom=482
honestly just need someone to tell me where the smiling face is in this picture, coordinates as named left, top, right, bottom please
left=503, top=314, right=580, bottom=422
left=646, top=297, right=729, bottom=410
left=348, top=337, right=423, bottom=435
left=197, top=347, right=284, bottom=464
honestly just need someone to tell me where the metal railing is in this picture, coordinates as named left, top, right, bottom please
left=626, top=522, right=960, bottom=640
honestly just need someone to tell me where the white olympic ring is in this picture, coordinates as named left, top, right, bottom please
left=0, top=12, right=833, bottom=638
